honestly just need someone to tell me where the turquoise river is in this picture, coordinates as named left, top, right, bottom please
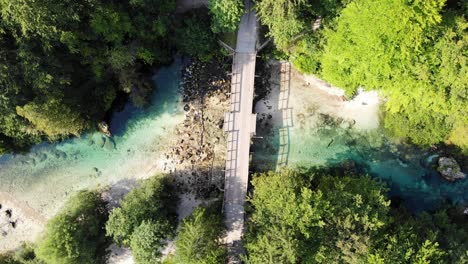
left=0, top=58, right=466, bottom=221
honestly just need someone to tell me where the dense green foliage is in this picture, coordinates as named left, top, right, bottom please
left=208, top=0, right=244, bottom=33
left=245, top=169, right=468, bottom=263
left=255, top=0, right=349, bottom=52
left=130, top=220, right=173, bottom=264
left=106, top=176, right=177, bottom=261
left=0, top=0, right=178, bottom=152
left=0, top=0, right=233, bottom=153
left=175, top=10, right=219, bottom=62
left=257, top=0, right=467, bottom=150
left=170, top=204, right=225, bottom=264
left=320, top=0, right=467, bottom=148
left=35, top=190, right=108, bottom=264
left=255, top=0, right=307, bottom=51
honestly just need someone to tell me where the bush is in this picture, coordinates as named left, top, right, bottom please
left=35, top=190, right=108, bottom=264
left=175, top=10, right=219, bottom=62
left=0, top=253, right=21, bottom=264
left=106, top=176, right=177, bottom=253
left=172, top=204, right=225, bottom=264
left=130, top=220, right=173, bottom=263
left=208, top=0, right=244, bottom=33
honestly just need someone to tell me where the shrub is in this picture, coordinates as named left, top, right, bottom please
left=172, top=204, right=225, bottom=264
left=36, top=190, right=108, bottom=264
left=106, top=176, right=177, bottom=249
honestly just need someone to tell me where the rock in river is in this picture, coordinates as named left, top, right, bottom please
left=437, top=157, right=466, bottom=181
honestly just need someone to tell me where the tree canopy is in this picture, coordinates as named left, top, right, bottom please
left=0, top=0, right=179, bottom=153
left=35, top=190, right=108, bottom=264
left=171, top=205, right=225, bottom=264
left=130, top=220, right=173, bottom=264
left=258, top=0, right=467, bottom=151
left=208, top=0, right=244, bottom=33
left=320, top=0, right=467, bottom=148
left=245, top=169, right=468, bottom=263
left=106, top=176, right=177, bottom=261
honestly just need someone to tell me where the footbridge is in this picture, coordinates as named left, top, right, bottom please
left=222, top=0, right=259, bottom=262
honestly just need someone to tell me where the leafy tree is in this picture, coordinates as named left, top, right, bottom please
left=0, top=0, right=179, bottom=152
left=35, top=190, right=108, bottom=264
left=16, top=98, right=89, bottom=138
left=289, top=32, right=324, bottom=74
left=172, top=205, right=225, bottom=264
left=245, top=169, right=468, bottom=263
left=208, top=0, right=244, bottom=33
left=106, top=176, right=177, bottom=247
left=130, top=220, right=173, bottom=264
left=319, top=0, right=467, bottom=149
left=245, top=169, right=329, bottom=263
left=175, top=10, right=218, bottom=62
left=255, top=0, right=307, bottom=51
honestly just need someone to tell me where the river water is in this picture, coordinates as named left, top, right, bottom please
left=252, top=65, right=467, bottom=212
left=0, top=58, right=466, bottom=219
left=0, top=58, right=186, bottom=218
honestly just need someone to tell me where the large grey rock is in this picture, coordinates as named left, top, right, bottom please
left=437, top=157, right=466, bottom=181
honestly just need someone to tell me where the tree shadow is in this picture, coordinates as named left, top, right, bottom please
left=276, top=62, right=293, bottom=169
left=251, top=61, right=293, bottom=173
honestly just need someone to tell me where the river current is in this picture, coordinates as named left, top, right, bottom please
left=0, top=58, right=466, bottom=217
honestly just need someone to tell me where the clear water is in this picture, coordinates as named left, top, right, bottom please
left=0, top=57, right=466, bottom=216
left=253, top=101, right=467, bottom=213
left=0, top=58, right=186, bottom=217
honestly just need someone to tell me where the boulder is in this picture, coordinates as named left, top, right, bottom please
left=437, top=157, right=466, bottom=181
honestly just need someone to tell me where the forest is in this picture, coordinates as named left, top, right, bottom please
left=0, top=0, right=232, bottom=154
left=256, top=0, right=467, bottom=151
left=0, top=0, right=466, bottom=263
left=245, top=169, right=467, bottom=263
left=1, top=169, right=466, bottom=263
left=1, top=0, right=466, bottom=153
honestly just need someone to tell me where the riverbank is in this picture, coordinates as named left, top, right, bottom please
left=0, top=58, right=230, bottom=252
left=252, top=60, right=467, bottom=212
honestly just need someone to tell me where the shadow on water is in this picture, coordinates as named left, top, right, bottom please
left=276, top=62, right=293, bottom=169
left=251, top=61, right=293, bottom=173
left=110, top=57, right=189, bottom=137
left=250, top=63, right=467, bottom=212
left=316, top=132, right=468, bottom=213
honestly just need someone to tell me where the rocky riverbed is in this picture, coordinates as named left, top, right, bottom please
left=0, top=57, right=231, bottom=252
left=161, top=59, right=231, bottom=197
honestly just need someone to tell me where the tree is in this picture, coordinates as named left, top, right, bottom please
left=16, top=98, right=89, bottom=138
left=106, top=176, right=177, bottom=247
left=208, top=0, right=244, bottom=33
left=172, top=205, right=225, bottom=264
left=175, top=10, right=218, bottom=62
left=255, top=0, right=307, bottom=51
left=245, top=169, right=328, bottom=263
left=313, top=176, right=390, bottom=263
left=0, top=0, right=179, bottom=152
left=319, top=0, right=467, bottom=149
left=245, top=169, right=389, bottom=263
left=130, top=220, right=173, bottom=264
left=35, top=190, right=108, bottom=264
left=245, top=169, right=468, bottom=263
